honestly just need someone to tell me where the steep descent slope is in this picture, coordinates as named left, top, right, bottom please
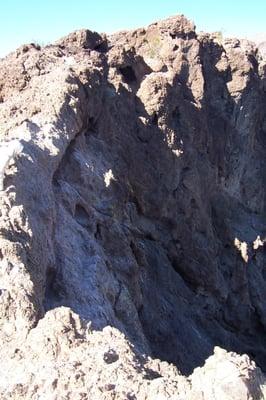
left=0, top=15, right=265, bottom=398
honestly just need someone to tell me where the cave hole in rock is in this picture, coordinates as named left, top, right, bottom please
left=87, top=116, right=97, bottom=132
left=119, top=65, right=137, bottom=84
left=44, top=267, right=63, bottom=310
left=151, top=112, right=158, bottom=125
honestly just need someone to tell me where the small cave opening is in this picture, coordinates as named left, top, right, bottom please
left=84, top=116, right=98, bottom=136
left=44, top=266, right=63, bottom=310
left=151, top=112, right=158, bottom=125
left=119, top=65, right=137, bottom=84
left=88, top=116, right=96, bottom=130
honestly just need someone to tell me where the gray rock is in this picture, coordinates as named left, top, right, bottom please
left=0, top=13, right=265, bottom=399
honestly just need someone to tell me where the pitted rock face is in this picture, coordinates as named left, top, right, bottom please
left=55, top=29, right=107, bottom=52
left=0, top=14, right=265, bottom=399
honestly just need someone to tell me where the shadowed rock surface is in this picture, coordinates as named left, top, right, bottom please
left=0, top=14, right=265, bottom=399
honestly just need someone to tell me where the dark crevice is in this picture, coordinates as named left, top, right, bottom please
left=74, top=204, right=90, bottom=227
left=151, top=112, right=158, bottom=125
left=95, top=223, right=102, bottom=240
left=94, top=41, right=108, bottom=53
left=119, top=66, right=137, bottom=84
left=168, top=255, right=196, bottom=290
left=143, top=233, right=156, bottom=242
left=128, top=194, right=144, bottom=216
left=44, top=267, right=64, bottom=310
left=114, top=280, right=123, bottom=312
left=129, top=241, right=145, bottom=266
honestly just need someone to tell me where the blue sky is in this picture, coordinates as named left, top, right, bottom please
left=1, top=0, right=266, bottom=57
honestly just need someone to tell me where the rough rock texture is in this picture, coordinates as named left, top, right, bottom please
left=0, top=14, right=265, bottom=399
left=258, top=42, right=266, bottom=59
left=1, top=307, right=265, bottom=400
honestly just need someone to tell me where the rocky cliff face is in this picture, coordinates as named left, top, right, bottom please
left=0, top=15, right=265, bottom=399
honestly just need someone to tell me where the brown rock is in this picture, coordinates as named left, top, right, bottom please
left=56, top=29, right=107, bottom=51
left=0, top=13, right=265, bottom=399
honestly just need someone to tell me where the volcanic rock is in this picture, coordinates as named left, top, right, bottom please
left=0, top=14, right=265, bottom=399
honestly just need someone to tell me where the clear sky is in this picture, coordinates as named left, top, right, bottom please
left=1, top=0, right=266, bottom=57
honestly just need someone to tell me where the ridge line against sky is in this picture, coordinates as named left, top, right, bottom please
left=1, top=0, right=266, bottom=57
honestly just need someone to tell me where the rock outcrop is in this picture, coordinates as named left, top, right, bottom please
left=0, top=14, right=265, bottom=399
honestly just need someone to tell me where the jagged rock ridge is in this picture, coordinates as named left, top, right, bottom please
left=0, top=14, right=265, bottom=399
